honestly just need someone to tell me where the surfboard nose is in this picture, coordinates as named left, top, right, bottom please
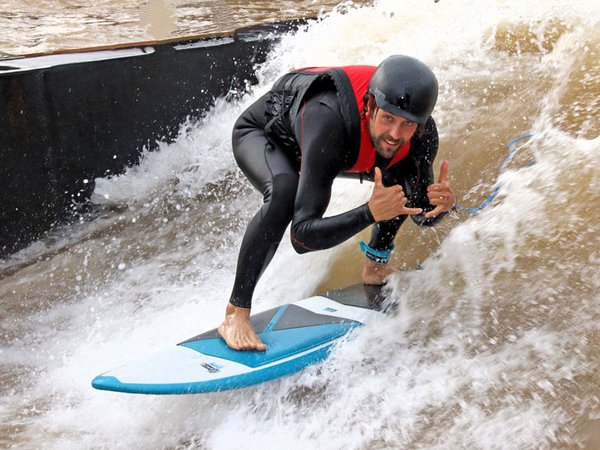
left=92, top=375, right=122, bottom=391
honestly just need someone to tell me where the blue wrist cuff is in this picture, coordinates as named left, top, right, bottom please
left=359, top=240, right=394, bottom=265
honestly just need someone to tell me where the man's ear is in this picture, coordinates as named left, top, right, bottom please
left=365, top=94, right=377, bottom=117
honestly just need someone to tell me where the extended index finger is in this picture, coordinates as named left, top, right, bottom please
left=425, top=205, right=444, bottom=218
left=402, top=206, right=423, bottom=216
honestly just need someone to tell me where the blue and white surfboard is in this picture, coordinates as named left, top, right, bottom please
left=92, top=285, right=385, bottom=395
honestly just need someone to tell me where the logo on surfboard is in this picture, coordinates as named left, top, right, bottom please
left=200, top=362, right=223, bottom=373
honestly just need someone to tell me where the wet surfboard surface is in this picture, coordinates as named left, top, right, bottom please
left=91, top=284, right=386, bottom=395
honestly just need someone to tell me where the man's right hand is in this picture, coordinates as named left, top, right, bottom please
left=367, top=167, right=422, bottom=222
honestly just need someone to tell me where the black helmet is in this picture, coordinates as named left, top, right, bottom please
left=368, top=55, right=438, bottom=125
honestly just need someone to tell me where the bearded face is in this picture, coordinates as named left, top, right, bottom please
left=367, top=101, right=417, bottom=160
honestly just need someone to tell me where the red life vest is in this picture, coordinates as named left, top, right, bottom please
left=295, top=66, right=411, bottom=173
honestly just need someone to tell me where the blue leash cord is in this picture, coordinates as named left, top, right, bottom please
left=455, top=133, right=534, bottom=213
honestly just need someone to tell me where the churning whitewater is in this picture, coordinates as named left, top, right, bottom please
left=1, top=0, right=599, bottom=449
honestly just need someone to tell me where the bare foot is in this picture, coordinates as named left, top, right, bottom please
left=218, top=303, right=267, bottom=351
left=361, top=259, right=397, bottom=285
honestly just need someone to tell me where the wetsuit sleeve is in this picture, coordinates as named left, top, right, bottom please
left=367, top=117, right=446, bottom=251
left=290, top=95, right=375, bottom=253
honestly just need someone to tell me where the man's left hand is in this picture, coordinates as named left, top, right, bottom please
left=425, top=160, right=456, bottom=218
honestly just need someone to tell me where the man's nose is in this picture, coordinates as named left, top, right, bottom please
left=389, top=127, right=401, bottom=140
left=390, top=121, right=416, bottom=141
left=389, top=123, right=406, bottom=140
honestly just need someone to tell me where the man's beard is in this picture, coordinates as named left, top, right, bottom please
left=372, top=133, right=406, bottom=159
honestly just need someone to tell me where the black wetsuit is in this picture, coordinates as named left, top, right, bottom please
left=229, top=82, right=443, bottom=309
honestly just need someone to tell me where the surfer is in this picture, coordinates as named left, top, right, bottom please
left=218, top=55, right=456, bottom=351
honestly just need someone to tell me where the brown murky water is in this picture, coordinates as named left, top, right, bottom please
left=0, top=0, right=370, bottom=56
